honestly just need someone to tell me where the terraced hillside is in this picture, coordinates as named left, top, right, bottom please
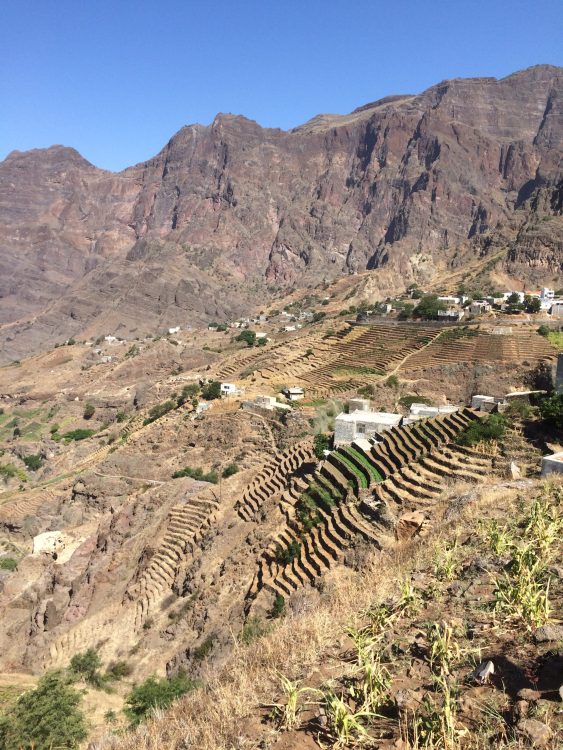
left=249, top=410, right=492, bottom=604
left=401, top=326, right=557, bottom=371
left=253, top=323, right=441, bottom=397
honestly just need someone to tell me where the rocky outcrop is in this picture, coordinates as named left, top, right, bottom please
left=1, top=65, right=562, bottom=361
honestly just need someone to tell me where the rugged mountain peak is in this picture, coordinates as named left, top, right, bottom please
left=0, top=66, right=561, bottom=362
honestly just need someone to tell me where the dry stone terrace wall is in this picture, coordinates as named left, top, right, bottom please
left=401, top=328, right=557, bottom=371
left=255, top=322, right=442, bottom=398
left=128, top=488, right=221, bottom=630
left=249, top=410, right=491, bottom=603
left=235, top=438, right=316, bottom=521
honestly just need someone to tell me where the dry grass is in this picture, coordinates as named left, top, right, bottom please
left=97, top=476, right=563, bottom=750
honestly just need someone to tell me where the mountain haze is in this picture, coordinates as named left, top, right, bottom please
left=0, top=64, right=561, bottom=361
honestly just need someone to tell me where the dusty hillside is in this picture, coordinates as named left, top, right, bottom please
left=0, top=294, right=560, bottom=747
left=1, top=64, right=562, bottom=361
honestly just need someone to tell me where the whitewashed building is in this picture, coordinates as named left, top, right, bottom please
left=334, top=410, right=402, bottom=447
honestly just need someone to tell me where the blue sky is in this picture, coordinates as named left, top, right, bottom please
left=1, top=0, right=561, bottom=171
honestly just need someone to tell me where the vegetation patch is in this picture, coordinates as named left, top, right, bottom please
left=399, top=394, right=433, bottom=408
left=125, top=673, right=198, bottom=726
left=455, top=412, right=507, bottom=447
left=172, top=466, right=218, bottom=483
left=62, top=428, right=96, bottom=441
left=343, top=445, right=383, bottom=482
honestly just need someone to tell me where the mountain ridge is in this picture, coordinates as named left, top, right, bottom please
left=0, top=64, right=561, bottom=362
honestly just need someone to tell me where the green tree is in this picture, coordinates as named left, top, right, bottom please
left=538, top=394, right=563, bottom=430
left=69, top=648, right=101, bottom=684
left=0, top=672, right=87, bottom=750
left=413, top=295, right=447, bottom=320
left=525, top=361, right=554, bottom=394
left=236, top=329, right=256, bottom=347
left=524, top=295, right=541, bottom=314
left=313, top=433, right=330, bottom=459
left=201, top=380, right=221, bottom=400
left=124, top=674, right=196, bottom=726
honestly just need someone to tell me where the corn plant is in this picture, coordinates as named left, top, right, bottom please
left=398, top=578, right=420, bottom=616
left=427, top=622, right=460, bottom=676
left=323, top=690, right=372, bottom=747
left=480, top=519, right=511, bottom=555
left=408, top=674, right=461, bottom=749
left=433, top=541, right=458, bottom=581
left=354, top=656, right=391, bottom=712
left=272, top=673, right=314, bottom=731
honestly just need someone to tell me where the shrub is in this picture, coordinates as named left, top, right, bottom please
left=537, top=324, right=550, bottom=337
left=23, top=454, right=43, bottom=471
left=0, top=463, right=27, bottom=481
left=49, top=423, right=60, bottom=434
left=398, top=394, right=432, bottom=408
left=275, top=541, right=300, bottom=565
left=0, top=557, right=17, bottom=571
left=176, top=383, right=200, bottom=406
left=222, top=463, right=239, bottom=478
left=62, top=429, right=96, bottom=441
left=193, top=635, right=215, bottom=661
left=70, top=648, right=101, bottom=684
left=125, top=344, right=139, bottom=358
left=0, top=671, right=87, bottom=750
left=106, top=660, right=133, bottom=680
left=313, top=433, right=329, bottom=459
left=201, top=380, right=221, bottom=400
left=386, top=374, right=399, bottom=388
left=143, top=399, right=176, bottom=425
left=115, top=411, right=127, bottom=422
left=172, top=466, right=218, bottom=483
left=270, top=594, right=286, bottom=619
left=538, top=394, right=563, bottom=430
left=456, top=413, right=507, bottom=447
left=82, top=403, right=96, bottom=419
left=240, top=616, right=269, bottom=645
left=124, top=674, right=197, bottom=726
left=505, top=399, right=532, bottom=419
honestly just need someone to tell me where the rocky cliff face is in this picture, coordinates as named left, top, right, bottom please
left=1, top=65, right=561, bottom=361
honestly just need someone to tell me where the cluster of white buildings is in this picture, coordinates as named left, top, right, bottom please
left=333, top=398, right=459, bottom=447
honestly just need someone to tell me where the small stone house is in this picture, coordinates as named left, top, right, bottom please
left=334, top=410, right=402, bottom=447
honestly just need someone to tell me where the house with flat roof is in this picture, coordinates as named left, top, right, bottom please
left=220, top=383, right=240, bottom=396
left=334, top=410, right=402, bottom=447
left=284, top=387, right=305, bottom=401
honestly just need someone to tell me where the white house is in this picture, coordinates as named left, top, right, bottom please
left=284, top=387, right=305, bottom=401
left=334, top=410, right=402, bottom=447
left=407, top=403, right=458, bottom=419
left=551, top=302, right=563, bottom=318
left=471, top=394, right=496, bottom=412
left=468, top=301, right=492, bottom=315
left=220, top=383, right=240, bottom=396
left=168, top=326, right=181, bottom=335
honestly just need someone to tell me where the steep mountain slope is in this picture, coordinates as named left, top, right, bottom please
left=1, top=65, right=562, bottom=361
